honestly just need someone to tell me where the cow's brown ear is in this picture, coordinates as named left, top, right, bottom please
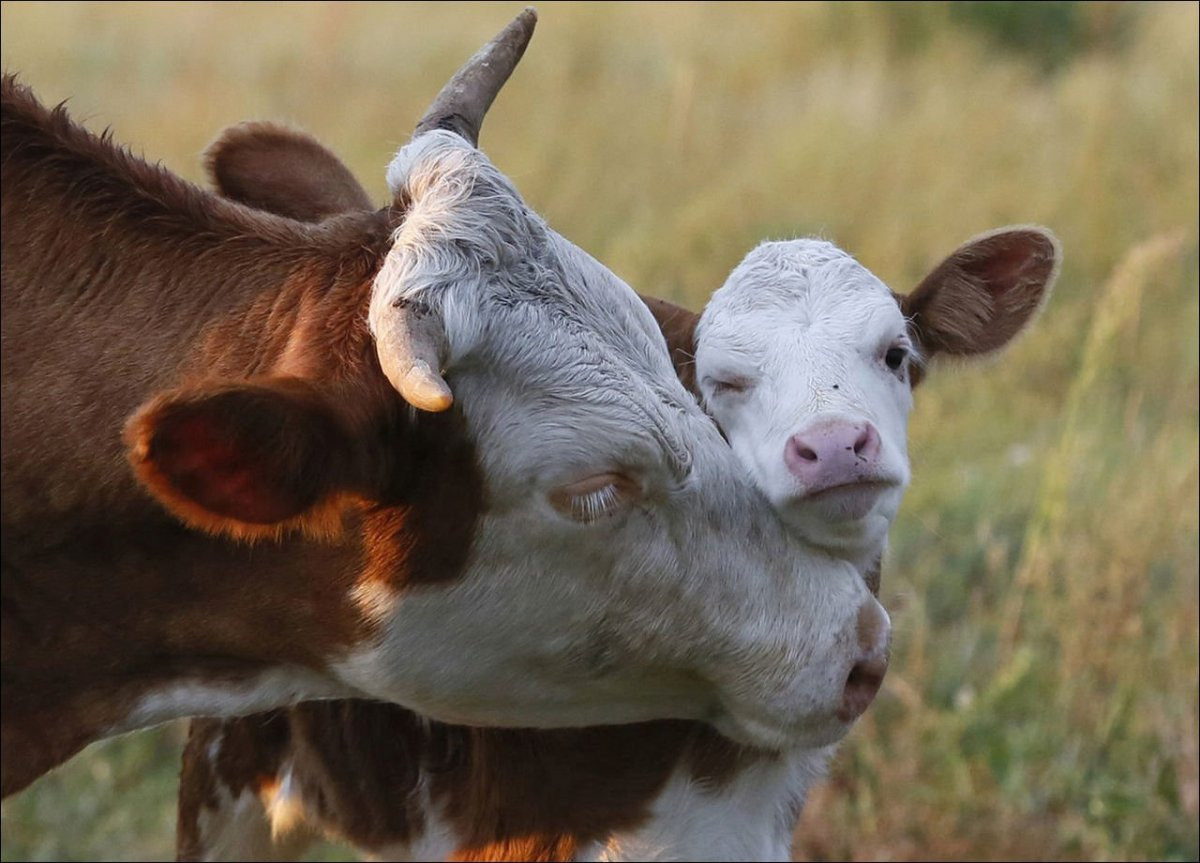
left=125, top=377, right=369, bottom=540
left=900, top=226, right=1061, bottom=365
left=204, top=121, right=374, bottom=222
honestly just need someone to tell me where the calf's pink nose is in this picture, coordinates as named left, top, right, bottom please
left=784, top=420, right=881, bottom=488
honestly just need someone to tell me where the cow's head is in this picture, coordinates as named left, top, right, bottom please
left=124, top=11, right=887, bottom=751
left=696, top=231, right=1060, bottom=566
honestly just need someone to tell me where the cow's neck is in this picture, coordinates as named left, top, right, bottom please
left=0, top=512, right=369, bottom=795
left=1, top=94, right=412, bottom=794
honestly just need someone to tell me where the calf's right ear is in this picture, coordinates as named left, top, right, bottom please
left=900, top=226, right=1061, bottom=364
left=638, top=294, right=700, bottom=395
left=125, top=377, right=373, bottom=541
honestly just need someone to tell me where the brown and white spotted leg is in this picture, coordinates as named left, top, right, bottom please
left=177, top=715, right=317, bottom=862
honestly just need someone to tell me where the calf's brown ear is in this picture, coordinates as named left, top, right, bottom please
left=125, top=377, right=369, bottom=540
left=205, top=121, right=374, bottom=222
left=900, top=226, right=1061, bottom=366
left=639, top=294, right=700, bottom=396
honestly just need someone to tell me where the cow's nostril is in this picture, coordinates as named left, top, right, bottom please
left=837, top=657, right=886, bottom=723
left=796, top=444, right=818, bottom=462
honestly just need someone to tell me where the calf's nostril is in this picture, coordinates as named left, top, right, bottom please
left=787, top=434, right=821, bottom=464
left=786, top=422, right=882, bottom=480
left=852, top=423, right=881, bottom=459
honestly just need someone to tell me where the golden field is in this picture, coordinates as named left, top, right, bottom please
left=1, top=2, right=1196, bottom=860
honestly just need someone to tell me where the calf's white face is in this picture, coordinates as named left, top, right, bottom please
left=698, top=241, right=913, bottom=563
left=698, top=230, right=1061, bottom=567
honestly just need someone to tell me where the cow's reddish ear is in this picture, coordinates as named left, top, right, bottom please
left=900, top=226, right=1061, bottom=363
left=125, top=378, right=367, bottom=540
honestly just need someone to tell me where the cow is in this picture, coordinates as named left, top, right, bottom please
left=0, top=10, right=890, bottom=799
left=170, top=121, right=1059, bottom=860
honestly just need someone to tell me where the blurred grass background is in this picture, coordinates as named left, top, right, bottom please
left=1, top=1, right=1196, bottom=860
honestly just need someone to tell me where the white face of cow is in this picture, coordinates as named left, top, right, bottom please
left=340, top=132, right=890, bottom=752
left=697, top=241, right=914, bottom=565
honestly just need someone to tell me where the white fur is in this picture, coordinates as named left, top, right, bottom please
left=264, top=762, right=306, bottom=841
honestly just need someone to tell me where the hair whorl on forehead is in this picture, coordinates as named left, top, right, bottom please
left=368, top=131, right=551, bottom=409
left=374, top=131, right=546, bottom=314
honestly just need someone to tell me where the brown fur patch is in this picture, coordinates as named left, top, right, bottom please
left=183, top=704, right=791, bottom=861
left=192, top=706, right=717, bottom=859
left=862, top=552, right=883, bottom=595
left=176, top=714, right=292, bottom=860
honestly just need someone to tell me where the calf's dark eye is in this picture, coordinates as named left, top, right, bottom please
left=884, top=347, right=907, bottom=370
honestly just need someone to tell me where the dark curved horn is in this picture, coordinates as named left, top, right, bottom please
left=413, top=7, right=537, bottom=146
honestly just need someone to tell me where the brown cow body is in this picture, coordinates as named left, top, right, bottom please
left=1, top=73, right=444, bottom=795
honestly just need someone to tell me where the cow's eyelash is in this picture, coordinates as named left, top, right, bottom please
left=550, top=472, right=640, bottom=523
left=568, top=483, right=623, bottom=523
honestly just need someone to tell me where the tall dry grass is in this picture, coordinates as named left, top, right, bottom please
left=1, top=2, right=1196, bottom=860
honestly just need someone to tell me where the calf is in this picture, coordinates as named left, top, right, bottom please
left=174, top=124, right=1059, bottom=860
left=0, top=12, right=887, bottom=797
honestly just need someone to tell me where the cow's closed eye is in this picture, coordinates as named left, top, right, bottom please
left=549, top=472, right=642, bottom=523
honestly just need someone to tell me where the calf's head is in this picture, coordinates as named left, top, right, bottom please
left=126, top=12, right=886, bottom=751
left=697, top=231, right=1059, bottom=566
